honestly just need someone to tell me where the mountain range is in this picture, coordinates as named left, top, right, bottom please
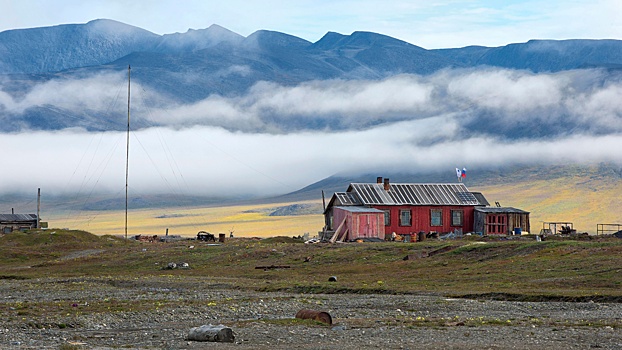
left=2, top=19, right=622, bottom=133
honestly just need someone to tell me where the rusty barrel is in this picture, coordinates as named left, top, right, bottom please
left=295, top=309, right=332, bottom=325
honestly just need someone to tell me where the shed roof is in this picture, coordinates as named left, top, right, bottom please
left=347, top=183, right=482, bottom=206
left=475, top=207, right=530, bottom=214
left=334, top=206, right=385, bottom=213
left=0, top=214, right=38, bottom=222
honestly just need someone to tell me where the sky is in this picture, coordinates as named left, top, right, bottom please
left=1, top=0, right=622, bottom=211
left=0, top=0, right=621, bottom=49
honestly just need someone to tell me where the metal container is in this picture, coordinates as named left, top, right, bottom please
left=295, top=309, right=333, bottom=325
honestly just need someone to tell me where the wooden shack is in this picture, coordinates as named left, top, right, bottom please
left=474, top=207, right=530, bottom=235
left=328, top=206, right=385, bottom=242
left=0, top=214, right=38, bottom=234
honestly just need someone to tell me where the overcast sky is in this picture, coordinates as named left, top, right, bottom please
left=1, top=0, right=621, bottom=49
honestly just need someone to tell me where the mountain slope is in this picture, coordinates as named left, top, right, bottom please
left=0, top=19, right=159, bottom=74
left=1, top=20, right=622, bottom=135
left=433, top=39, right=622, bottom=72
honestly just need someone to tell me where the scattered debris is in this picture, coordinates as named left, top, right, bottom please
left=440, top=230, right=464, bottom=240
left=134, top=234, right=158, bottom=242
left=305, top=238, right=320, bottom=244
left=159, top=235, right=184, bottom=243
left=295, top=309, right=333, bottom=325
left=187, top=324, right=235, bottom=343
left=196, top=231, right=215, bottom=242
left=164, top=262, right=190, bottom=270
left=559, top=225, right=576, bottom=235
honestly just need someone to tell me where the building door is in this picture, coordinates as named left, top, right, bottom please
left=486, top=215, right=507, bottom=234
left=357, top=214, right=378, bottom=238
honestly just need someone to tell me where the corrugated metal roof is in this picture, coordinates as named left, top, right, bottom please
left=0, top=214, right=38, bottom=222
left=471, top=192, right=490, bottom=206
left=334, top=206, right=385, bottom=213
left=475, top=207, right=529, bottom=214
left=348, top=183, right=481, bottom=206
left=334, top=192, right=362, bottom=206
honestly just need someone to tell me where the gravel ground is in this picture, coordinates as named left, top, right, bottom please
left=1, top=277, right=621, bottom=349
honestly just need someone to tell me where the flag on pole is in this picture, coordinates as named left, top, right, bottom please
left=461, top=168, right=467, bottom=178
left=456, top=168, right=461, bottom=178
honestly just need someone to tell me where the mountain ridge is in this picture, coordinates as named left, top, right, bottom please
left=2, top=20, right=622, bottom=134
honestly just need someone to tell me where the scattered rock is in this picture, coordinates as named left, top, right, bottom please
left=187, top=324, right=235, bottom=342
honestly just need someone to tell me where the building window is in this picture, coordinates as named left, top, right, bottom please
left=383, top=210, right=391, bottom=226
left=451, top=210, right=464, bottom=226
left=430, top=209, right=443, bottom=226
left=400, top=210, right=411, bottom=226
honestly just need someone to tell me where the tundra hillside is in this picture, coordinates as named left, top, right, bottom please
left=1, top=230, right=621, bottom=349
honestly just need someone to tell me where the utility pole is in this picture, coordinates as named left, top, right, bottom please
left=37, top=188, right=41, bottom=229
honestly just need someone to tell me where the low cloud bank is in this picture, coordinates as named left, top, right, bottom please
left=1, top=67, right=622, bottom=197
left=1, top=122, right=621, bottom=198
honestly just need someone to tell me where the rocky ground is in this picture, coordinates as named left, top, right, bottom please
left=1, top=276, right=621, bottom=349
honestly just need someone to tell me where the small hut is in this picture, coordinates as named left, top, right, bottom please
left=327, top=206, right=385, bottom=242
left=474, top=207, right=530, bottom=235
left=0, top=214, right=38, bottom=234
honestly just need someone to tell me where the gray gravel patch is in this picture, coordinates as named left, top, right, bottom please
left=0, top=277, right=620, bottom=349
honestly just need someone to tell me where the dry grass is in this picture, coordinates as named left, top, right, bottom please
left=38, top=165, right=622, bottom=237
left=44, top=200, right=323, bottom=238
left=473, top=176, right=622, bottom=234
left=2, top=230, right=621, bottom=300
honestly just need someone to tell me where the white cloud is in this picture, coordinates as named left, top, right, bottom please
left=2, top=121, right=622, bottom=199
left=2, top=66, right=622, bottom=199
left=447, top=69, right=565, bottom=111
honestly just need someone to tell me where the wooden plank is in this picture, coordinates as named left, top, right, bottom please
left=330, top=217, right=347, bottom=243
left=337, top=228, right=349, bottom=242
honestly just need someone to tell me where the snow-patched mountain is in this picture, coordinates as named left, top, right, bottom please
left=0, top=19, right=159, bottom=74
left=154, top=24, right=244, bottom=53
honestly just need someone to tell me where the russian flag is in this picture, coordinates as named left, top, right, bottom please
left=461, top=168, right=467, bottom=178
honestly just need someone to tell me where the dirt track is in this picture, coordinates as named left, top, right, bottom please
left=1, top=276, right=621, bottom=349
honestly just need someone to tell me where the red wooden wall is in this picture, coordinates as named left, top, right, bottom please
left=332, top=208, right=385, bottom=241
left=373, top=205, right=475, bottom=236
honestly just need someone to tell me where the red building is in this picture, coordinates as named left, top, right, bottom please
left=329, top=206, right=385, bottom=242
left=323, top=177, right=490, bottom=241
